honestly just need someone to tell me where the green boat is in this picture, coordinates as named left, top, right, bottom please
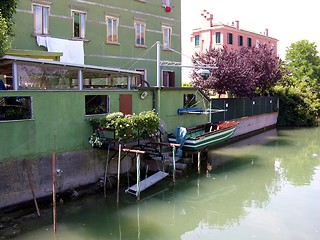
left=168, top=121, right=239, bottom=151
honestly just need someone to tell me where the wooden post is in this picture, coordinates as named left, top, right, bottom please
left=104, top=145, right=110, bottom=198
left=116, top=144, right=122, bottom=205
left=23, top=160, right=40, bottom=217
left=52, top=151, right=57, bottom=239
left=172, top=146, right=176, bottom=183
left=197, top=151, right=201, bottom=175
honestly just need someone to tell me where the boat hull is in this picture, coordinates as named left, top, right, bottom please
left=168, top=122, right=238, bottom=151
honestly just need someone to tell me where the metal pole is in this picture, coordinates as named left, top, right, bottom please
left=117, top=144, right=122, bottom=205
left=156, top=41, right=161, bottom=88
left=156, top=41, right=161, bottom=117
left=136, top=153, right=141, bottom=201
left=78, top=69, right=83, bottom=90
left=12, top=61, right=18, bottom=90
left=127, top=75, right=131, bottom=90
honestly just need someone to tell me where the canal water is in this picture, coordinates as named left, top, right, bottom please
left=7, top=127, right=320, bottom=239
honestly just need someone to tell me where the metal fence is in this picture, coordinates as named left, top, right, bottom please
left=210, top=96, right=279, bottom=122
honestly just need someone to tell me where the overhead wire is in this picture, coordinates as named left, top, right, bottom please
left=121, top=42, right=158, bottom=70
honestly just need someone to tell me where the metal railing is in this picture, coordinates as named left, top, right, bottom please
left=210, top=96, right=279, bottom=122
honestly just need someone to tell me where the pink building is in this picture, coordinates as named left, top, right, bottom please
left=191, top=10, right=278, bottom=55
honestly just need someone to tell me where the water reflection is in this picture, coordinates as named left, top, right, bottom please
left=9, top=128, right=320, bottom=240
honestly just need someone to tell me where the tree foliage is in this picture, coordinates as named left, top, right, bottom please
left=190, top=44, right=282, bottom=97
left=285, top=40, right=320, bottom=89
left=273, top=84, right=320, bottom=126
left=272, top=40, right=320, bottom=126
left=0, top=14, right=10, bottom=56
left=0, top=0, right=18, bottom=55
left=0, top=0, right=17, bottom=35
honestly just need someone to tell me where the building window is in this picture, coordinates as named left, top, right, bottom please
left=195, top=35, right=200, bottom=46
left=0, top=96, right=33, bottom=121
left=228, top=33, right=233, bottom=45
left=247, top=37, right=252, bottom=47
left=162, top=26, right=172, bottom=49
left=216, top=32, right=221, bottom=44
left=85, top=95, right=110, bottom=115
left=135, top=22, right=146, bottom=47
left=72, top=11, right=86, bottom=39
left=162, top=0, right=170, bottom=6
left=238, top=35, right=243, bottom=46
left=135, top=69, right=147, bottom=86
left=33, top=4, right=49, bottom=35
left=183, top=94, right=196, bottom=108
left=106, top=16, right=119, bottom=43
left=162, top=70, right=175, bottom=87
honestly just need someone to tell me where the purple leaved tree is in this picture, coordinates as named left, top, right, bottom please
left=190, top=44, right=282, bottom=98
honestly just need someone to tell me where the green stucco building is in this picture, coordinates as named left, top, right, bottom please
left=11, top=0, right=182, bottom=87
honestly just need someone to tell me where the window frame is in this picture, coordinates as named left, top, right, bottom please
left=238, top=35, right=243, bottom=46
left=72, top=10, right=86, bottom=39
left=227, top=33, right=233, bottom=45
left=85, top=95, right=110, bottom=116
left=162, top=70, right=175, bottom=87
left=162, top=0, right=170, bottom=6
left=162, top=26, right=172, bottom=49
left=106, top=15, right=119, bottom=44
left=33, top=3, right=50, bottom=35
left=135, top=68, right=147, bottom=86
left=183, top=94, right=197, bottom=108
left=195, top=35, right=200, bottom=46
left=247, top=37, right=252, bottom=47
left=216, top=32, right=221, bottom=44
left=0, top=96, right=33, bottom=121
left=134, top=21, right=146, bottom=47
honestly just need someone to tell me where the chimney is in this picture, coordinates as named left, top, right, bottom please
left=208, top=14, right=213, bottom=27
left=235, top=20, right=239, bottom=30
left=265, top=28, right=269, bottom=37
left=201, top=9, right=213, bottom=28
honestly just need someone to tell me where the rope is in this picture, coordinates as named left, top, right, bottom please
left=121, top=42, right=158, bottom=70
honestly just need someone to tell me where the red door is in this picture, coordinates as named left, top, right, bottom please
left=120, top=94, right=132, bottom=115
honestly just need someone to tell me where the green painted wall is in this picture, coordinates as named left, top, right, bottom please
left=0, top=89, right=207, bottom=162
left=11, top=0, right=182, bottom=87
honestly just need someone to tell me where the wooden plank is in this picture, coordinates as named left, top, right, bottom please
left=126, top=171, right=169, bottom=194
left=122, top=148, right=146, bottom=154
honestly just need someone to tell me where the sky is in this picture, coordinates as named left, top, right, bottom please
left=181, top=0, right=320, bottom=80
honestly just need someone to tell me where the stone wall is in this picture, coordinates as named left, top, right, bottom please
left=0, top=149, right=131, bottom=209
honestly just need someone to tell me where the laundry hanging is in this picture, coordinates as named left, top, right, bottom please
left=36, top=36, right=84, bottom=65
